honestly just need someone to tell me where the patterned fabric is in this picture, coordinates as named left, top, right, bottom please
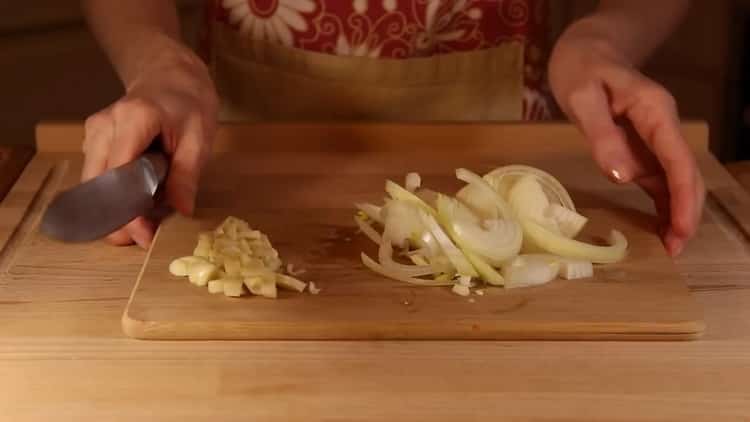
left=204, top=0, right=552, bottom=120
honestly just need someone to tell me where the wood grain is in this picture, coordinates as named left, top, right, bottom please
left=2, top=121, right=750, bottom=420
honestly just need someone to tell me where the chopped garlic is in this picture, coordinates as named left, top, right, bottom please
left=223, top=279, right=246, bottom=297
left=193, top=233, right=213, bottom=258
left=244, top=277, right=277, bottom=299
left=308, top=282, right=321, bottom=295
left=276, top=273, right=307, bottom=292
left=223, top=256, right=242, bottom=277
left=475, top=289, right=485, bottom=296
left=207, top=280, right=224, bottom=294
left=188, top=261, right=218, bottom=286
left=169, top=256, right=193, bottom=277
left=457, top=275, right=472, bottom=287
left=168, top=216, right=308, bottom=299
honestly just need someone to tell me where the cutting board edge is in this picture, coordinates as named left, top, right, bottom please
left=121, top=310, right=705, bottom=341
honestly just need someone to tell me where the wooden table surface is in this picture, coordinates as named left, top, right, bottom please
left=2, top=122, right=750, bottom=421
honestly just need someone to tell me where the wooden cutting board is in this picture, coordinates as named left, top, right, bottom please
left=121, top=123, right=705, bottom=341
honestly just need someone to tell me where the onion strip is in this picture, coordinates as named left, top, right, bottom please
left=385, top=180, right=436, bottom=216
left=378, top=236, right=437, bottom=277
left=354, top=216, right=382, bottom=245
left=502, top=255, right=560, bottom=289
left=521, top=219, right=627, bottom=264
left=355, top=203, right=383, bottom=224
left=437, top=195, right=521, bottom=266
left=484, top=165, right=576, bottom=211
left=419, top=211, right=478, bottom=277
left=361, top=253, right=453, bottom=286
left=455, top=168, right=512, bottom=219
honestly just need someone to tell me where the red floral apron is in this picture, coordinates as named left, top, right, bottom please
left=202, top=0, right=551, bottom=121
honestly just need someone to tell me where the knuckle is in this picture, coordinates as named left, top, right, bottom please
left=566, top=81, right=599, bottom=108
left=83, top=112, right=112, bottom=153
left=112, top=97, right=160, bottom=123
left=640, top=83, right=676, bottom=110
left=84, top=112, right=108, bottom=132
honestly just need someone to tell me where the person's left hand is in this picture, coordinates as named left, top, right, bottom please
left=548, top=34, right=705, bottom=257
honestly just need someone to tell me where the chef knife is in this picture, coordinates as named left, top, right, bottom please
left=40, top=149, right=169, bottom=242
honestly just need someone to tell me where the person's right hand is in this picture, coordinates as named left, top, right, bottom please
left=82, top=44, right=219, bottom=249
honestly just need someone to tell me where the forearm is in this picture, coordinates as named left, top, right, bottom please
left=81, top=0, right=183, bottom=88
left=561, top=0, right=690, bottom=66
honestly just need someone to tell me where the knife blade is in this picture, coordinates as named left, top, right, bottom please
left=40, top=151, right=168, bottom=242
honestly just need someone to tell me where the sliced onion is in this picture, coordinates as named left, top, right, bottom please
left=427, top=254, right=455, bottom=275
left=385, top=180, right=436, bottom=215
left=455, top=168, right=512, bottom=219
left=419, top=210, right=478, bottom=277
left=405, top=172, right=421, bottom=192
left=354, top=216, right=382, bottom=245
left=461, top=251, right=505, bottom=286
left=381, top=200, right=424, bottom=248
left=436, top=195, right=521, bottom=266
left=507, top=174, right=550, bottom=220
left=378, top=235, right=436, bottom=277
left=521, top=219, right=628, bottom=264
left=456, top=183, right=499, bottom=220
left=404, top=248, right=428, bottom=257
left=355, top=202, right=383, bottom=224
left=507, top=175, right=563, bottom=239
left=361, top=253, right=453, bottom=286
left=434, top=273, right=452, bottom=282
left=415, top=230, right=441, bottom=257
left=502, top=254, right=560, bottom=288
left=408, top=254, right=429, bottom=266
left=484, top=165, right=576, bottom=211
left=414, top=188, right=439, bottom=208
left=545, top=204, right=588, bottom=238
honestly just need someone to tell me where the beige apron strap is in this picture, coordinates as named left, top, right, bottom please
left=210, top=24, right=524, bottom=122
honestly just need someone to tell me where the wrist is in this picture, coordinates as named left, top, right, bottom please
left=556, top=15, right=631, bottom=64
left=116, top=29, right=204, bottom=91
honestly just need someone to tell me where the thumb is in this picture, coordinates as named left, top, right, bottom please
left=565, top=82, right=635, bottom=184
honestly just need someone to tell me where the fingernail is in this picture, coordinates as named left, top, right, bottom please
left=607, top=166, right=630, bottom=184
left=664, top=231, right=684, bottom=257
